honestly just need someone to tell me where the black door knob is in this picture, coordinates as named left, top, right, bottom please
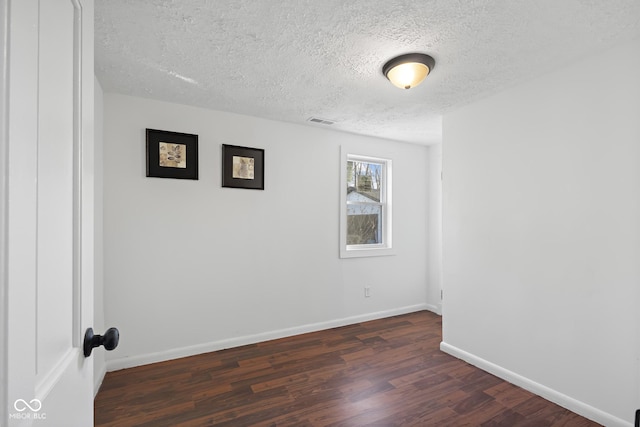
left=83, top=327, right=119, bottom=357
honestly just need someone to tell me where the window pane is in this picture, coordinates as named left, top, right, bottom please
left=347, top=204, right=382, bottom=245
left=347, top=160, right=382, bottom=202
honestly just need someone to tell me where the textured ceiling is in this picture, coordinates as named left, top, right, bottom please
left=95, top=0, right=640, bottom=144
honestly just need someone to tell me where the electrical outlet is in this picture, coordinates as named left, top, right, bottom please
left=364, top=287, right=371, bottom=297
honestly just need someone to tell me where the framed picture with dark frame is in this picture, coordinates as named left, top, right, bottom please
left=146, top=128, right=199, bottom=180
left=221, top=144, right=264, bottom=190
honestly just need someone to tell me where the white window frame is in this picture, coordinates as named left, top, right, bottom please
left=340, top=148, right=394, bottom=258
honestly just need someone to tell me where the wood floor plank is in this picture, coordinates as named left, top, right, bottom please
left=95, top=311, right=601, bottom=426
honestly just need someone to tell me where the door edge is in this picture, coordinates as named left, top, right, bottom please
left=0, top=0, right=10, bottom=423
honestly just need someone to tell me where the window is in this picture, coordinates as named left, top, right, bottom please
left=340, top=150, right=393, bottom=258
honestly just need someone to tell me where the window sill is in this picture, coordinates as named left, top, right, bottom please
left=340, top=246, right=396, bottom=259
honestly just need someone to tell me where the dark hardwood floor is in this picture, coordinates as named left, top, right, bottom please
left=95, top=311, right=600, bottom=426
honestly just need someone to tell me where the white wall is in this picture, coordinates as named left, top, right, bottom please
left=103, top=94, right=432, bottom=369
left=93, top=76, right=105, bottom=395
left=442, top=39, right=640, bottom=426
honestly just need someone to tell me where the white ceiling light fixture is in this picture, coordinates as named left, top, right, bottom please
left=383, top=53, right=435, bottom=90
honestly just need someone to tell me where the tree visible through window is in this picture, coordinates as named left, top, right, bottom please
left=346, top=159, right=384, bottom=245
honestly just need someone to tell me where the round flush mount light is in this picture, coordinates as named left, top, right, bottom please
left=382, top=53, right=435, bottom=90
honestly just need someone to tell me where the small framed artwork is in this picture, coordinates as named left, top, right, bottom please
left=146, top=128, right=198, bottom=180
left=221, top=144, right=264, bottom=190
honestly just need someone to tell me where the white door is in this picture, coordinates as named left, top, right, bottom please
left=3, top=0, right=95, bottom=426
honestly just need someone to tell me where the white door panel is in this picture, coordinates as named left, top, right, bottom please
left=4, top=0, right=95, bottom=426
left=36, top=0, right=75, bottom=388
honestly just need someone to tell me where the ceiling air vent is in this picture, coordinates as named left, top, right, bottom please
left=308, top=117, right=335, bottom=126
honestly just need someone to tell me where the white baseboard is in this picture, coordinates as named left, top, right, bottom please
left=106, top=304, right=429, bottom=372
left=93, top=361, right=107, bottom=398
left=440, top=342, right=633, bottom=427
left=424, top=303, right=441, bottom=315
